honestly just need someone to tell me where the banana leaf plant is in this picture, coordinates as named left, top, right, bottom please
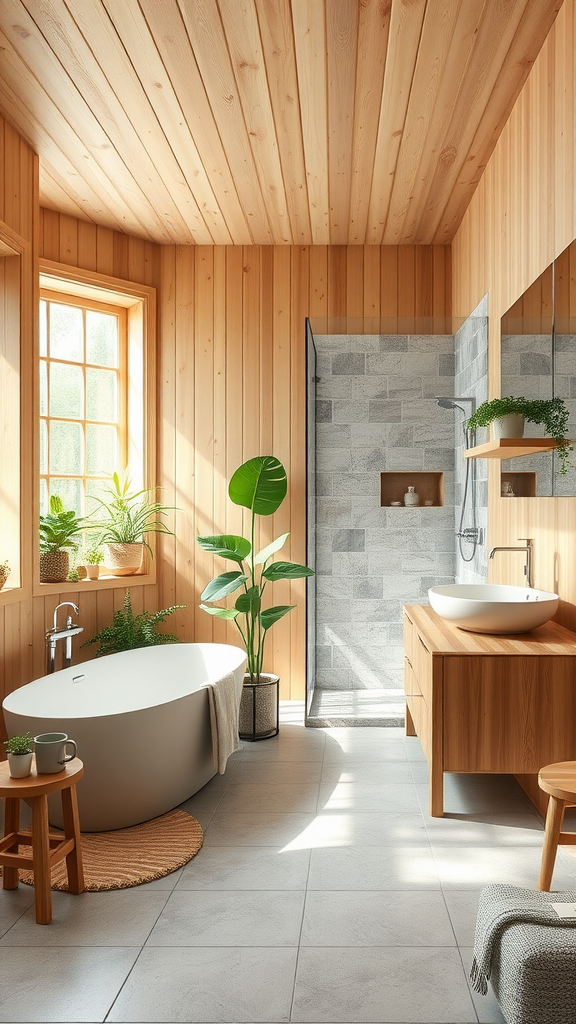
left=197, top=456, right=314, bottom=683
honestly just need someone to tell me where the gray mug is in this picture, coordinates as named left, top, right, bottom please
left=34, top=732, right=77, bottom=774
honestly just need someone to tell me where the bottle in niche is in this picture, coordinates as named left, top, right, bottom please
left=404, top=485, right=419, bottom=507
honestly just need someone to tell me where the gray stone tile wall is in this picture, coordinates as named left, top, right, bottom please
left=313, top=334, right=456, bottom=691
left=453, top=298, right=489, bottom=585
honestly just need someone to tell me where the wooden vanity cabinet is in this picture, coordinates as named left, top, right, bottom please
left=404, top=604, right=576, bottom=816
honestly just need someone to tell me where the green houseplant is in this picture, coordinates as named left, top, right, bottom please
left=466, top=397, right=574, bottom=475
left=81, top=589, right=185, bottom=656
left=39, top=495, right=85, bottom=583
left=81, top=544, right=104, bottom=581
left=197, top=456, right=314, bottom=738
left=90, top=472, right=177, bottom=576
left=0, top=560, right=10, bottom=590
left=4, top=732, right=33, bottom=778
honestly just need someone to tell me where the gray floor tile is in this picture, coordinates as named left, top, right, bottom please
left=308, top=844, right=440, bottom=890
left=432, top=844, right=576, bottom=891
left=442, top=889, right=483, bottom=946
left=0, top=890, right=169, bottom=946
left=301, top=890, right=456, bottom=946
left=291, top=946, right=476, bottom=1022
left=218, top=781, right=321, bottom=813
left=423, top=814, right=545, bottom=847
left=203, top=810, right=318, bottom=847
left=107, top=946, right=298, bottom=1022
left=177, top=845, right=311, bottom=890
left=146, top=889, right=305, bottom=946
left=0, top=885, right=36, bottom=938
left=322, top=759, right=416, bottom=785
left=459, top=946, right=506, bottom=1024
left=0, top=946, right=139, bottom=1022
left=234, top=759, right=323, bottom=785
left=302, top=810, right=429, bottom=848
left=319, top=780, right=421, bottom=813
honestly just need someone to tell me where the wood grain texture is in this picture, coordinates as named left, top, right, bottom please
left=0, top=0, right=562, bottom=244
left=452, top=0, right=576, bottom=636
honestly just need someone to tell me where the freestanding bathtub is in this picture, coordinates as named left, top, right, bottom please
left=2, top=643, right=246, bottom=832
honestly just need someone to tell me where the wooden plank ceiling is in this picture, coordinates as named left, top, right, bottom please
left=0, top=0, right=563, bottom=245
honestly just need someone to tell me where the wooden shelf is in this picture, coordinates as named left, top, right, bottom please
left=464, top=438, right=562, bottom=460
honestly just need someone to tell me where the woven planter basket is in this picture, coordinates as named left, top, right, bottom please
left=39, top=550, right=69, bottom=583
left=104, top=542, right=144, bottom=576
left=239, top=673, right=280, bottom=741
left=0, top=569, right=9, bottom=591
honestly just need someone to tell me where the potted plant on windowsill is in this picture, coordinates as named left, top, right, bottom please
left=39, top=495, right=85, bottom=583
left=0, top=560, right=10, bottom=590
left=466, top=397, right=574, bottom=475
left=197, top=456, right=315, bottom=740
left=81, top=544, right=104, bottom=581
left=89, top=472, right=177, bottom=576
left=4, top=733, right=34, bottom=778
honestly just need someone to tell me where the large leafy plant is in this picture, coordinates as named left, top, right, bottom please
left=466, top=397, right=573, bottom=475
left=89, top=472, right=176, bottom=555
left=197, top=456, right=314, bottom=683
left=39, top=495, right=85, bottom=553
left=82, top=590, right=184, bottom=657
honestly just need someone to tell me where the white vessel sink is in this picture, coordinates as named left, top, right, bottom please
left=428, top=584, right=559, bottom=634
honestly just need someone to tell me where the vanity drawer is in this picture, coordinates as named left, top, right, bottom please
left=412, top=629, right=432, bottom=704
left=406, top=691, right=431, bottom=762
left=404, top=655, right=421, bottom=697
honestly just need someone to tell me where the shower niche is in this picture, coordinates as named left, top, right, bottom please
left=380, top=472, right=444, bottom=507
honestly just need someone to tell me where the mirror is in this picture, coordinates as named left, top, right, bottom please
left=500, top=240, right=576, bottom=496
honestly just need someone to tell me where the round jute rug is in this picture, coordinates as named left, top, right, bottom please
left=20, top=809, right=203, bottom=892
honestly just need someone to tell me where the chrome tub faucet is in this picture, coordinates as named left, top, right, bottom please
left=46, top=601, right=84, bottom=674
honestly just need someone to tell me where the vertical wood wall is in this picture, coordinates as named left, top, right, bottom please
left=159, top=244, right=451, bottom=698
left=452, top=0, right=576, bottom=630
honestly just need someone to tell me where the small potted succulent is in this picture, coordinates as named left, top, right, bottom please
left=0, top=560, right=10, bottom=590
left=89, top=472, right=177, bottom=576
left=4, top=733, right=34, bottom=778
left=39, top=495, right=85, bottom=583
left=82, top=544, right=104, bottom=581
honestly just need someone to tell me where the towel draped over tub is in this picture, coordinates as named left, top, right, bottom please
left=205, top=671, right=242, bottom=773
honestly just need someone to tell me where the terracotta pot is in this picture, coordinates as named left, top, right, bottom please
left=103, top=542, right=144, bottom=576
left=239, top=673, right=280, bottom=741
left=39, top=550, right=69, bottom=583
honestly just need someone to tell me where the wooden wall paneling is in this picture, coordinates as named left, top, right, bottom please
left=309, top=246, right=328, bottom=317
left=194, top=247, right=216, bottom=645
left=363, top=246, right=381, bottom=322
left=381, top=246, right=399, bottom=316
left=415, top=247, right=433, bottom=319
left=211, top=246, right=228, bottom=647
left=159, top=245, right=177, bottom=613
left=346, top=246, right=364, bottom=318
left=289, top=246, right=309, bottom=699
left=173, top=246, right=196, bottom=641
left=77, top=221, right=97, bottom=273
left=41, top=209, right=60, bottom=263
left=3, top=121, right=20, bottom=232
left=327, top=246, right=347, bottom=318
left=397, top=246, right=415, bottom=317
left=270, top=246, right=292, bottom=690
left=95, top=226, right=115, bottom=278
left=58, top=214, right=78, bottom=266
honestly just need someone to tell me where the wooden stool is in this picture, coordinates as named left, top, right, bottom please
left=0, top=757, right=85, bottom=923
left=538, top=761, right=576, bottom=891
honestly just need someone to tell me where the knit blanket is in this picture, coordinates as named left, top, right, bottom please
left=471, top=884, right=576, bottom=995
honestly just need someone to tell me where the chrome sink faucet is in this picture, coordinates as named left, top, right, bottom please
left=488, top=538, right=533, bottom=588
left=46, top=601, right=84, bottom=674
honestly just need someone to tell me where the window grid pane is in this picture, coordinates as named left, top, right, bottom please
left=40, top=295, right=125, bottom=527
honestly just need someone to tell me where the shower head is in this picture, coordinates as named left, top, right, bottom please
left=435, top=396, right=476, bottom=416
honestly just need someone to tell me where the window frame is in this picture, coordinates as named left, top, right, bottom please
left=36, top=260, right=157, bottom=596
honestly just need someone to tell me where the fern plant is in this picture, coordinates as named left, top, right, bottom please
left=81, top=590, right=185, bottom=657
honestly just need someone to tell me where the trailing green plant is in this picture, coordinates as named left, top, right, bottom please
left=197, top=456, right=315, bottom=683
left=81, top=589, right=185, bottom=657
left=89, top=472, right=176, bottom=555
left=4, top=733, right=33, bottom=755
left=466, top=396, right=574, bottom=475
left=39, top=495, right=85, bottom=553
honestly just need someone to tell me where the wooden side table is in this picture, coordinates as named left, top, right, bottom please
left=538, top=761, right=576, bottom=891
left=0, top=757, right=85, bottom=923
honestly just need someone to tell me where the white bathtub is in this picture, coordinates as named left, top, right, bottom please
left=2, top=643, right=246, bottom=832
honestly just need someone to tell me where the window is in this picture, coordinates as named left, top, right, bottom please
left=37, top=261, right=156, bottom=589
left=39, top=292, right=127, bottom=517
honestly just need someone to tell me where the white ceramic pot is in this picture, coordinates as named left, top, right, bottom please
left=104, top=542, right=144, bottom=576
left=85, top=564, right=100, bottom=580
left=8, top=751, right=33, bottom=778
left=492, top=414, right=525, bottom=439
